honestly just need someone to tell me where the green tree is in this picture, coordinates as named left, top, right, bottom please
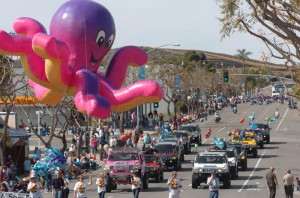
left=235, top=49, right=252, bottom=95
left=215, top=0, right=300, bottom=97
left=235, top=49, right=252, bottom=73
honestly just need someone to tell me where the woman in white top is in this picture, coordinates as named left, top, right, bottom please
left=73, top=175, right=92, bottom=198
left=96, top=172, right=107, bottom=198
left=27, top=175, right=43, bottom=198
left=131, top=172, right=142, bottom=198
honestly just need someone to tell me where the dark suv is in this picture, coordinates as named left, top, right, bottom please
left=180, top=123, right=202, bottom=145
left=155, top=142, right=183, bottom=171
left=226, top=142, right=248, bottom=171
left=251, top=123, right=271, bottom=144
left=164, top=130, right=191, bottom=154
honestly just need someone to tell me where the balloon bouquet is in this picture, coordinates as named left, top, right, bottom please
left=32, top=147, right=68, bottom=183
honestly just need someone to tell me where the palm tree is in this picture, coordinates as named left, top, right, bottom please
left=235, top=49, right=252, bottom=95
left=235, top=49, right=252, bottom=73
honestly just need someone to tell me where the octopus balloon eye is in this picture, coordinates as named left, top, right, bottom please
left=105, top=34, right=114, bottom=48
left=96, top=30, right=106, bottom=47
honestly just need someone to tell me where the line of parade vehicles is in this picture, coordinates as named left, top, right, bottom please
left=102, top=122, right=271, bottom=192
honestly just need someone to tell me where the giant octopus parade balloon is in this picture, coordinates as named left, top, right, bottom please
left=0, top=0, right=163, bottom=118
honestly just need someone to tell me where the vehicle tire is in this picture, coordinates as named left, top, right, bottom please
left=260, top=143, right=264, bottom=149
left=198, top=136, right=202, bottom=146
left=160, top=171, right=164, bottom=181
left=253, top=150, right=258, bottom=158
left=174, top=164, right=178, bottom=171
left=231, top=170, right=237, bottom=180
left=267, top=138, right=270, bottom=144
left=143, top=174, right=149, bottom=189
left=154, top=173, right=160, bottom=183
left=223, top=179, right=231, bottom=189
left=241, top=162, right=247, bottom=171
left=181, top=155, right=185, bottom=162
left=192, top=174, right=198, bottom=189
left=106, top=176, right=112, bottom=192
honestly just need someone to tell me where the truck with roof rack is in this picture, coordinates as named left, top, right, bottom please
left=103, top=147, right=148, bottom=192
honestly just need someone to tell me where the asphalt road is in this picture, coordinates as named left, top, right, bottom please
left=29, top=100, right=300, bottom=198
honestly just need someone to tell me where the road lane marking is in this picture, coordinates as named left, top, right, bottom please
left=217, top=127, right=226, bottom=133
left=275, top=108, right=289, bottom=132
left=238, top=146, right=267, bottom=192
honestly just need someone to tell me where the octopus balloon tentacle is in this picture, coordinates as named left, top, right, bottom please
left=105, top=46, right=148, bottom=89
left=0, top=0, right=164, bottom=119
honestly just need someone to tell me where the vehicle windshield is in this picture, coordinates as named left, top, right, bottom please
left=108, top=153, right=139, bottom=161
left=181, top=126, right=197, bottom=132
left=234, top=146, right=242, bottom=154
left=196, top=156, right=227, bottom=163
left=144, top=156, right=156, bottom=163
left=166, top=132, right=188, bottom=138
left=155, top=144, right=176, bottom=152
left=225, top=151, right=235, bottom=158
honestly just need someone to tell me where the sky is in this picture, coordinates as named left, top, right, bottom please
left=0, top=0, right=280, bottom=64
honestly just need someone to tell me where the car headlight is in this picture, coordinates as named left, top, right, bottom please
left=133, top=166, right=139, bottom=170
left=241, top=156, right=245, bottom=159
left=217, top=168, right=228, bottom=173
left=172, top=157, right=177, bottom=160
left=188, top=136, right=191, bottom=138
left=193, top=168, right=203, bottom=173
left=104, top=165, right=110, bottom=171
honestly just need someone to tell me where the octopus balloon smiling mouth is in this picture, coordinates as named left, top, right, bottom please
left=0, top=0, right=164, bottom=119
left=90, top=52, right=100, bottom=69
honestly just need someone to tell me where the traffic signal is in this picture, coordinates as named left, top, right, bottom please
left=223, top=70, right=229, bottom=82
left=153, top=102, right=159, bottom=108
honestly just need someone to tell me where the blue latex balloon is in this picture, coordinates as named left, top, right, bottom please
left=269, top=117, right=276, bottom=123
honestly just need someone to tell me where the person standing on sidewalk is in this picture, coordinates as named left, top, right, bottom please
left=131, top=172, right=142, bottom=198
left=52, top=171, right=65, bottom=198
left=207, top=172, right=220, bottom=198
left=283, top=169, right=294, bottom=198
left=266, top=166, right=279, bottom=198
left=167, top=171, right=182, bottom=198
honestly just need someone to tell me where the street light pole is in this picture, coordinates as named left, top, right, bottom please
left=36, top=111, right=43, bottom=147
left=136, top=43, right=180, bottom=129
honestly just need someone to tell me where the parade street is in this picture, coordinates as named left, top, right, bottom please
left=29, top=101, right=300, bottom=198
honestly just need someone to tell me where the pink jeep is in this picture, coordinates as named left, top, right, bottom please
left=103, top=147, right=148, bottom=192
